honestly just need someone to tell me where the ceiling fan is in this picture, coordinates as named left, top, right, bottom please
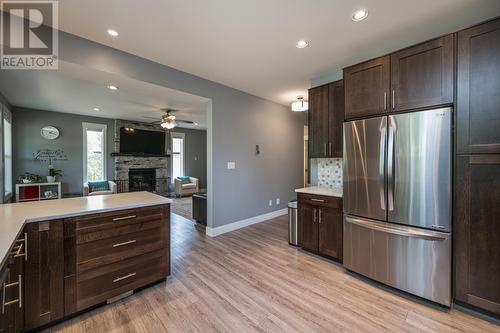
left=143, top=109, right=196, bottom=130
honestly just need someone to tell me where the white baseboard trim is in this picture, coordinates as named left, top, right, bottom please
left=206, top=208, right=288, bottom=237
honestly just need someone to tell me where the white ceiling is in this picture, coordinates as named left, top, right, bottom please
left=0, top=61, right=210, bottom=129
left=55, top=0, right=500, bottom=106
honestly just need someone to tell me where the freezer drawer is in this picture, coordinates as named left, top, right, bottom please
left=343, top=215, right=451, bottom=306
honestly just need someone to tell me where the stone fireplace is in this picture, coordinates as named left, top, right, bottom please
left=114, top=156, right=169, bottom=194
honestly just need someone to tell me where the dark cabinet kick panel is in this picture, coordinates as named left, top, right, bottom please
left=344, top=56, right=390, bottom=119
left=391, top=34, right=454, bottom=111
left=457, top=19, right=500, bottom=154
left=454, top=155, right=500, bottom=316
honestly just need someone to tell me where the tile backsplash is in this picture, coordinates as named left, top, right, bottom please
left=310, top=158, right=343, bottom=188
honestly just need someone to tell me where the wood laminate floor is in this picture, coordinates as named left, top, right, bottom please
left=45, top=213, right=500, bottom=333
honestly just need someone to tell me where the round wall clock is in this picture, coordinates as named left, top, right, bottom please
left=40, top=126, right=60, bottom=140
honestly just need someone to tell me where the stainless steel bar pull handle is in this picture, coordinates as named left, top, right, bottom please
left=113, top=240, right=137, bottom=248
left=310, top=198, right=325, bottom=203
left=113, top=272, right=136, bottom=283
left=313, top=208, right=317, bottom=223
left=383, top=92, right=387, bottom=111
left=392, top=90, right=395, bottom=109
left=387, top=118, right=396, bottom=212
left=324, top=143, right=327, bottom=157
left=2, top=275, right=22, bottom=313
left=113, top=215, right=137, bottom=222
left=318, top=208, right=322, bottom=224
left=328, top=143, right=332, bottom=157
left=379, top=123, right=387, bottom=211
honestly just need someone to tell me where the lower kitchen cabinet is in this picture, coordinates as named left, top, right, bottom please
left=454, top=155, right=500, bottom=317
left=24, top=220, right=65, bottom=331
left=298, top=193, right=343, bottom=261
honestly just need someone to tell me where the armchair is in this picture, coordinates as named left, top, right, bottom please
left=83, top=181, right=117, bottom=196
left=174, top=177, right=199, bottom=197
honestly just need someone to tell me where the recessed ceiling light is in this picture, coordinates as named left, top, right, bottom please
left=194, top=122, right=198, bottom=126
left=352, top=9, right=368, bottom=21
left=107, top=85, right=118, bottom=91
left=107, top=29, right=119, bottom=37
left=296, top=40, right=308, bottom=49
left=93, top=107, right=100, bottom=111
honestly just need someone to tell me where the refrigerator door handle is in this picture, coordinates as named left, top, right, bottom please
left=387, top=118, right=395, bottom=212
left=345, top=216, right=447, bottom=241
left=379, top=124, right=386, bottom=211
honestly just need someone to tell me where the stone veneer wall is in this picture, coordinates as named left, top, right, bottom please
left=315, top=158, right=343, bottom=188
left=113, top=119, right=170, bottom=193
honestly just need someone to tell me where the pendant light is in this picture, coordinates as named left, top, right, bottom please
left=291, top=96, right=308, bottom=112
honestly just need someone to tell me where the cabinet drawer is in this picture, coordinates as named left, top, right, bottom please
left=72, top=205, right=166, bottom=234
left=298, top=193, right=342, bottom=209
left=77, top=249, right=168, bottom=311
left=76, top=224, right=167, bottom=272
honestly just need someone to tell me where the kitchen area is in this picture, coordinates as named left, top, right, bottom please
left=293, top=17, right=500, bottom=319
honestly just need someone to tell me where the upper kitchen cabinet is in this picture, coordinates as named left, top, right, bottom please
left=344, top=56, right=390, bottom=119
left=457, top=18, right=500, bottom=154
left=328, top=80, right=344, bottom=158
left=308, top=84, right=329, bottom=158
left=391, top=34, right=454, bottom=112
left=308, top=80, right=344, bottom=158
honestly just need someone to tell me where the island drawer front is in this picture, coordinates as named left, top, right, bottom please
left=76, top=224, right=168, bottom=272
left=72, top=205, right=167, bottom=234
left=298, top=193, right=342, bottom=208
left=76, top=249, right=168, bottom=311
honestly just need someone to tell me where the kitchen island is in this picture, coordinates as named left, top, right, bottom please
left=0, top=192, right=171, bottom=332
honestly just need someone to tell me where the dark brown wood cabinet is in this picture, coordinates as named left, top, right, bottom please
left=328, top=80, right=344, bottom=157
left=344, top=56, right=390, bottom=119
left=298, top=193, right=342, bottom=261
left=24, top=220, right=65, bottom=331
left=308, top=80, right=344, bottom=158
left=454, top=155, right=500, bottom=316
left=457, top=19, right=500, bottom=154
left=308, top=84, right=329, bottom=158
left=391, top=34, right=454, bottom=112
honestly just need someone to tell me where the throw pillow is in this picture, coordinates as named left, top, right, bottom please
left=177, top=176, right=191, bottom=184
left=88, top=181, right=110, bottom=192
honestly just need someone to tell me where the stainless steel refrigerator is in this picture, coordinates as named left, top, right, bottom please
left=343, top=107, right=452, bottom=306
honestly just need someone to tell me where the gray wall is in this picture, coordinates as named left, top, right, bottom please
left=169, top=128, right=207, bottom=189
left=23, top=31, right=304, bottom=228
left=12, top=107, right=115, bottom=196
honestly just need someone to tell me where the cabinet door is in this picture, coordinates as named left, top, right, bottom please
left=391, top=34, right=454, bottom=112
left=318, top=207, right=343, bottom=261
left=344, top=56, right=390, bottom=119
left=454, top=155, right=500, bottom=316
left=328, top=80, right=344, bottom=157
left=6, top=256, right=24, bottom=333
left=298, top=204, right=318, bottom=252
left=457, top=19, right=500, bottom=154
left=24, top=220, right=65, bottom=330
left=308, top=85, right=329, bottom=158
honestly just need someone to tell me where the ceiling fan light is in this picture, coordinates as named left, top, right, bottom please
left=291, top=97, right=308, bottom=112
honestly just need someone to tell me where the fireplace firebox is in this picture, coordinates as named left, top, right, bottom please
left=128, top=168, right=156, bottom=192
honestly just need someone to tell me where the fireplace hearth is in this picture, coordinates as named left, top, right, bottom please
left=129, top=168, right=156, bottom=192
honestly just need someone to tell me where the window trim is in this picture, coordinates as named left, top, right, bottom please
left=2, top=105, right=12, bottom=201
left=170, top=132, right=185, bottom=182
left=82, top=122, right=107, bottom=183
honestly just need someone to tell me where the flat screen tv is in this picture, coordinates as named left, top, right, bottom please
left=119, top=128, right=166, bottom=155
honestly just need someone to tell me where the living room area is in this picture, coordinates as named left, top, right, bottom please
left=0, top=61, right=209, bottom=225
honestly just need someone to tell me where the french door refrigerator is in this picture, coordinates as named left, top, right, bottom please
left=343, top=107, right=452, bottom=306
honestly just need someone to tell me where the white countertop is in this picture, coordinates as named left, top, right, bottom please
left=295, top=186, right=343, bottom=198
left=0, top=192, right=171, bottom=266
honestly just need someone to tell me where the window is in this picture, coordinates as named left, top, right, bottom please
left=171, top=132, right=185, bottom=181
left=83, top=122, right=107, bottom=182
left=3, top=115, right=12, bottom=198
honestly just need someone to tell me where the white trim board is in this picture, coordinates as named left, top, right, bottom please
left=205, top=208, right=287, bottom=237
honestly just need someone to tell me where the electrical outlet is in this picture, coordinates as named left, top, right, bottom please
left=276, top=198, right=280, bottom=205
left=268, top=200, right=273, bottom=206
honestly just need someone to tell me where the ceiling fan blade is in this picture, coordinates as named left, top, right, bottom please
left=142, top=116, right=160, bottom=120
left=176, top=119, right=194, bottom=124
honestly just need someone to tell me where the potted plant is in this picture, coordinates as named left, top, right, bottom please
left=47, top=168, right=62, bottom=182
left=18, top=172, right=43, bottom=184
